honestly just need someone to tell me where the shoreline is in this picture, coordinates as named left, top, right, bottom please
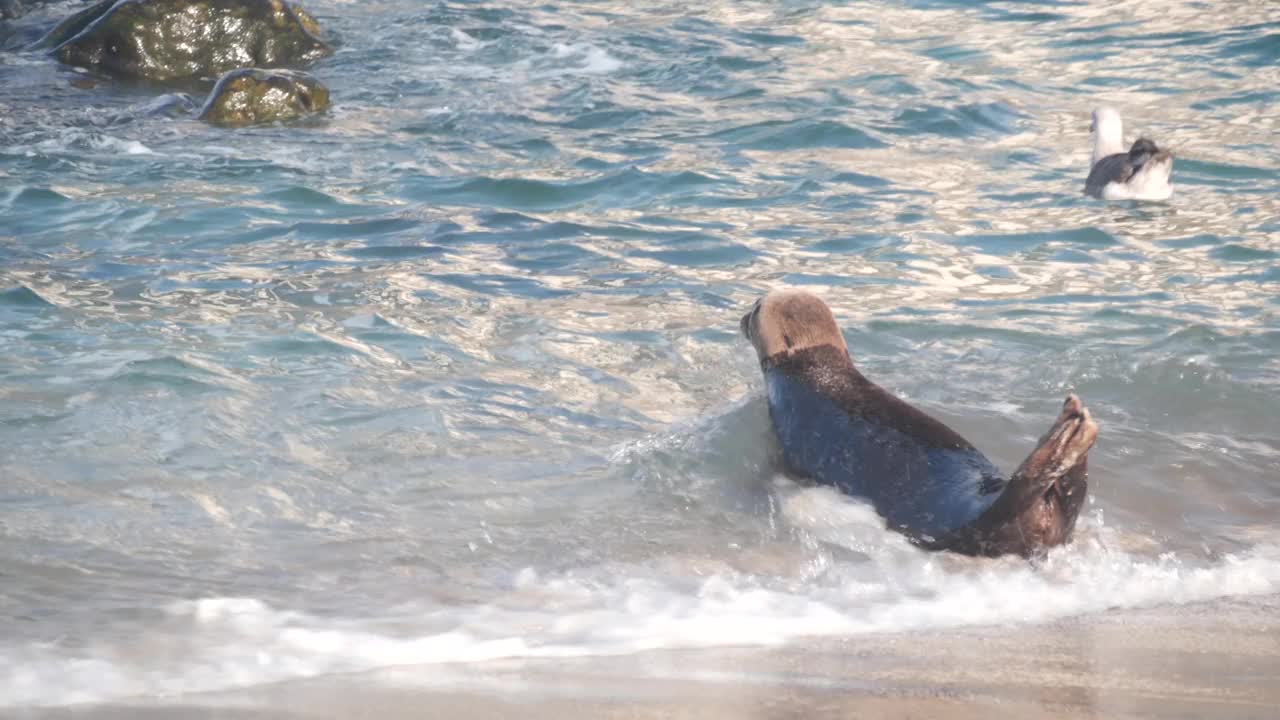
left=15, top=594, right=1279, bottom=720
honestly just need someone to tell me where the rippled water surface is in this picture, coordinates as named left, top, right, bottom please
left=1, top=0, right=1278, bottom=710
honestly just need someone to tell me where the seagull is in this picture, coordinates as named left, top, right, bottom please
left=1084, top=107, right=1174, bottom=201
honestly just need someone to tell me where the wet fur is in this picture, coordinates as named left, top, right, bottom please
left=743, top=291, right=1097, bottom=558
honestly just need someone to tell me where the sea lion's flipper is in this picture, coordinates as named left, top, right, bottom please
left=929, top=395, right=1097, bottom=557
left=1006, top=395, right=1096, bottom=505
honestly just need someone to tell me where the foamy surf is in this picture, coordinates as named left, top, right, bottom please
left=1, top=129, right=156, bottom=158
left=2, top=536, right=1276, bottom=709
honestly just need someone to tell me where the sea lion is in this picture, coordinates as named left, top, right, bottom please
left=740, top=289, right=1097, bottom=557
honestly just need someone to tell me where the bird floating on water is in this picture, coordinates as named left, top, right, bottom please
left=1084, top=106, right=1174, bottom=201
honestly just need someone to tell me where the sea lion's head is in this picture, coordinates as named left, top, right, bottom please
left=740, top=290, right=847, bottom=365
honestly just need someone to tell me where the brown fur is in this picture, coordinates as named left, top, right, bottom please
left=741, top=290, right=848, bottom=360
left=927, top=396, right=1096, bottom=557
left=742, top=289, right=1098, bottom=558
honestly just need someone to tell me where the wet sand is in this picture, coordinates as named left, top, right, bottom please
left=17, top=594, right=1278, bottom=720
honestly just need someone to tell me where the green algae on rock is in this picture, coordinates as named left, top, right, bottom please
left=199, top=67, right=329, bottom=126
left=51, top=0, right=332, bottom=82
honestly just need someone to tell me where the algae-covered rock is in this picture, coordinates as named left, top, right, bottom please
left=51, top=0, right=331, bottom=82
left=199, top=67, right=329, bottom=126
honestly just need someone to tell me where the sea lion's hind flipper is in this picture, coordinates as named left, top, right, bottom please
left=926, top=395, right=1097, bottom=557
left=1050, top=453, right=1090, bottom=541
left=1005, top=395, right=1096, bottom=506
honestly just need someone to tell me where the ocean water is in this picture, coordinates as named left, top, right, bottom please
left=1, top=0, right=1278, bottom=710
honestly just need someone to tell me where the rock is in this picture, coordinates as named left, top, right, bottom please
left=199, top=67, right=329, bottom=126
left=49, top=0, right=332, bottom=82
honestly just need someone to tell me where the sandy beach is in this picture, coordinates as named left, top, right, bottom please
left=16, top=594, right=1277, bottom=720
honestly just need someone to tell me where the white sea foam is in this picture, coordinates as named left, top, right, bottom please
left=450, top=28, right=484, bottom=51
left=547, top=43, right=624, bottom=75
left=1, top=533, right=1276, bottom=709
left=2, top=129, right=155, bottom=158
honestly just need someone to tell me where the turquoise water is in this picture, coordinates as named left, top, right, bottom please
left=1, top=0, right=1278, bottom=708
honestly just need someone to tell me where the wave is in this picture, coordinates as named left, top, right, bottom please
left=2, top=507, right=1276, bottom=708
